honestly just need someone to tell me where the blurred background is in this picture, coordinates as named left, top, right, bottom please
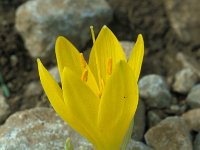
left=0, top=0, right=200, bottom=149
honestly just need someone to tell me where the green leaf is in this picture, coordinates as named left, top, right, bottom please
left=65, top=138, right=74, bottom=150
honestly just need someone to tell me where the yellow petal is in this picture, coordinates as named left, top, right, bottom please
left=128, top=34, right=144, bottom=82
left=37, top=59, right=66, bottom=119
left=89, top=26, right=126, bottom=84
left=55, top=37, right=99, bottom=95
left=55, top=36, right=82, bottom=80
left=86, top=66, right=100, bottom=96
left=97, top=61, right=138, bottom=149
left=62, top=67, right=101, bottom=146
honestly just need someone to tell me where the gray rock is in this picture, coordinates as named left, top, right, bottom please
left=139, top=74, right=172, bottom=108
left=172, top=68, right=198, bottom=94
left=128, top=0, right=168, bottom=52
left=165, top=104, right=187, bottom=115
left=147, top=110, right=166, bottom=128
left=145, top=117, right=193, bottom=150
left=106, top=0, right=132, bottom=24
left=186, top=84, right=200, bottom=108
left=16, top=0, right=113, bottom=60
left=120, top=41, right=134, bottom=59
left=127, top=140, right=154, bottom=150
left=182, top=109, right=200, bottom=132
left=176, top=52, right=200, bottom=78
left=0, top=94, right=10, bottom=124
left=24, top=81, right=43, bottom=97
left=49, top=66, right=60, bottom=83
left=164, top=0, right=200, bottom=44
left=132, top=99, right=146, bottom=141
left=194, top=132, right=200, bottom=150
left=0, top=107, right=93, bottom=150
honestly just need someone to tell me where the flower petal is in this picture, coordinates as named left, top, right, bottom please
left=62, top=67, right=101, bottom=145
left=55, top=36, right=82, bottom=80
left=97, top=61, right=138, bottom=149
left=37, top=59, right=66, bottom=119
left=56, top=36, right=99, bottom=95
left=89, top=26, right=126, bottom=84
left=128, top=34, right=144, bottom=82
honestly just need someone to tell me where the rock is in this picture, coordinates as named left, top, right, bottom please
left=132, top=99, right=146, bottom=141
left=182, top=109, right=200, bottom=132
left=120, top=41, right=134, bottom=59
left=147, top=110, right=166, bottom=128
left=24, top=81, right=43, bottom=97
left=106, top=0, right=132, bottom=24
left=172, top=68, right=198, bottom=94
left=49, top=66, right=60, bottom=83
left=0, top=94, right=10, bottom=124
left=186, top=84, right=200, bottom=108
left=165, top=104, right=187, bottom=115
left=128, top=0, right=168, bottom=52
left=194, top=132, right=200, bottom=150
left=139, top=74, right=172, bottom=108
left=10, top=55, right=18, bottom=67
left=176, top=52, right=200, bottom=78
left=164, top=0, right=200, bottom=44
left=145, top=117, right=193, bottom=150
left=16, top=0, right=113, bottom=60
left=127, top=140, right=154, bottom=150
left=0, top=107, right=92, bottom=150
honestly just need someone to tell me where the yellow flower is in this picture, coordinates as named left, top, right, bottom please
left=37, top=26, right=144, bottom=150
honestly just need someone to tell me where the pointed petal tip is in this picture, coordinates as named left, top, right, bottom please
left=137, top=34, right=144, bottom=43
left=56, top=36, right=66, bottom=46
left=103, top=25, right=107, bottom=28
left=37, top=58, right=41, bottom=64
left=56, top=36, right=65, bottom=41
left=37, top=59, right=44, bottom=69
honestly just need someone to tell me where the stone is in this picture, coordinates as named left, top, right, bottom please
left=139, top=74, right=172, bottom=108
left=165, top=104, right=187, bottom=115
left=164, top=0, right=200, bottom=44
left=24, top=81, right=43, bottom=97
left=106, top=0, right=132, bottom=24
left=182, top=109, right=200, bottom=132
left=120, top=41, right=134, bottom=59
left=49, top=66, right=60, bottom=83
left=132, top=99, right=146, bottom=141
left=194, top=132, right=200, bottom=150
left=0, top=94, right=10, bottom=124
left=176, top=52, right=200, bottom=78
left=127, top=140, right=154, bottom=150
left=147, top=110, right=166, bottom=128
left=128, top=0, right=168, bottom=52
left=186, top=84, right=200, bottom=108
left=10, top=55, right=18, bottom=67
left=16, top=0, right=113, bottom=60
left=172, top=68, right=198, bottom=94
left=145, top=117, right=193, bottom=150
left=0, top=107, right=92, bottom=150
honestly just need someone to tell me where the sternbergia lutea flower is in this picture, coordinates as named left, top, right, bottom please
left=37, top=25, right=144, bottom=150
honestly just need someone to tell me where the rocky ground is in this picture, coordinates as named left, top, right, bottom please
left=0, top=0, right=200, bottom=150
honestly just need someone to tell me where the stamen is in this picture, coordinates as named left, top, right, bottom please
left=80, top=53, right=87, bottom=69
left=81, top=69, right=88, bottom=82
left=106, top=58, right=112, bottom=75
left=90, top=26, right=96, bottom=44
